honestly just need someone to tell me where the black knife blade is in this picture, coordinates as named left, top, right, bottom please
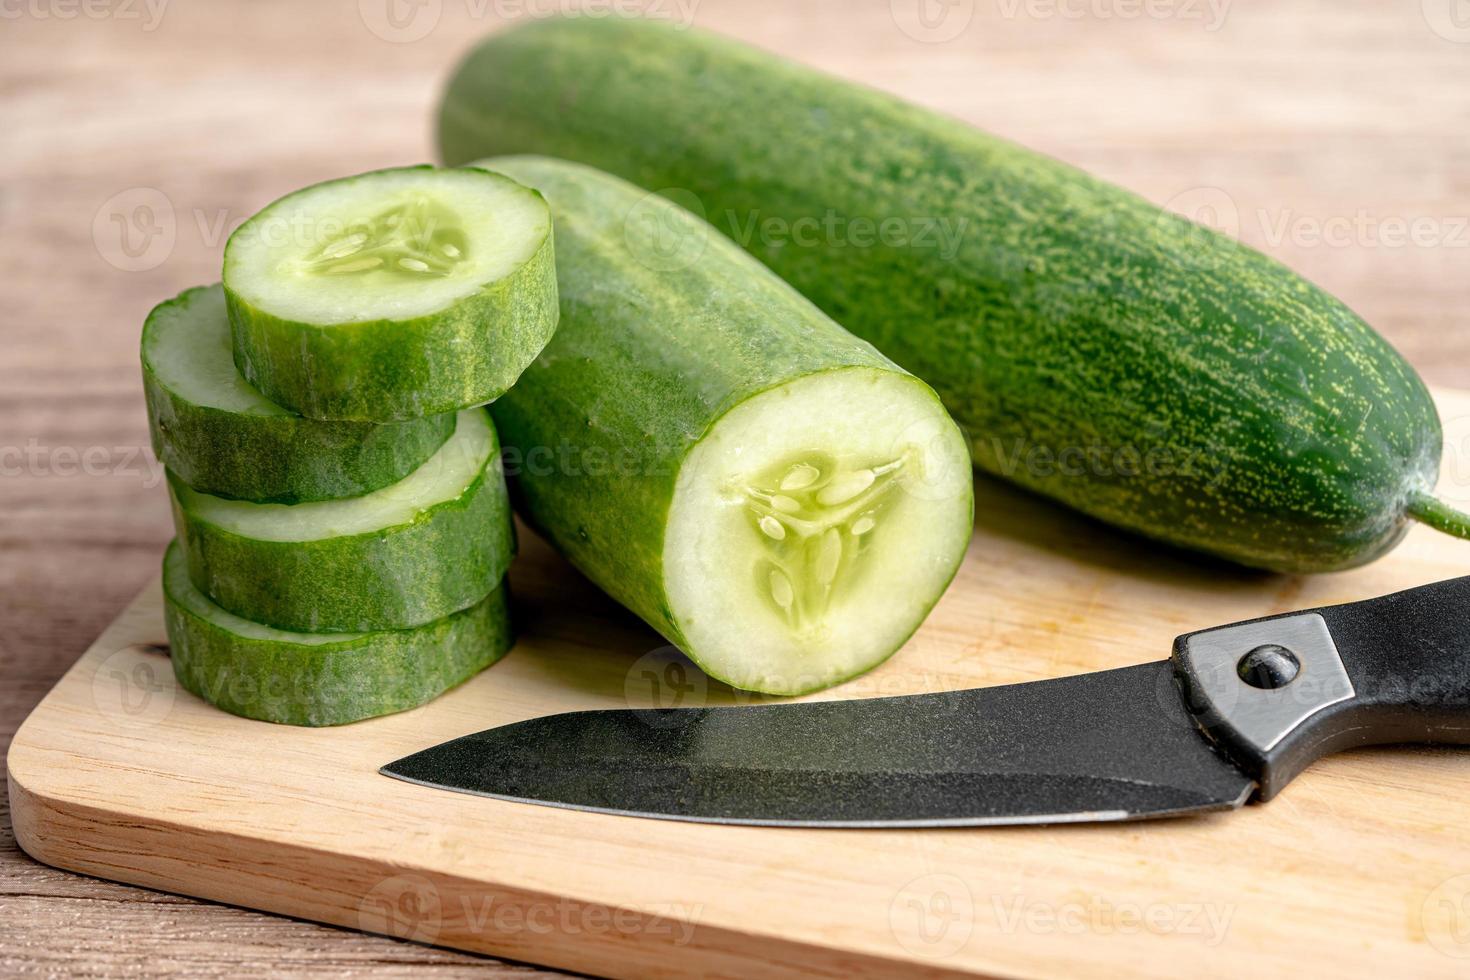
left=382, top=577, right=1470, bottom=826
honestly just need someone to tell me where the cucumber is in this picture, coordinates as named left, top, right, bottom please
left=224, top=165, right=558, bottom=421
left=440, top=18, right=1464, bottom=574
left=142, top=284, right=455, bottom=503
left=477, top=156, right=972, bottom=696
left=162, top=541, right=512, bottom=726
left=169, top=408, right=514, bottom=632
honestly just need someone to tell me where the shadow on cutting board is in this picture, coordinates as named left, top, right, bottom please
left=496, top=470, right=1297, bottom=710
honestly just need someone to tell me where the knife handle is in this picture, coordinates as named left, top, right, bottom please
left=1172, top=577, right=1470, bottom=799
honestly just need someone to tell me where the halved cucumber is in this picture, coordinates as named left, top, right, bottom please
left=483, top=156, right=974, bottom=696
left=224, top=166, right=558, bottom=421
left=162, top=541, right=513, bottom=726
left=142, top=284, right=454, bottom=502
left=169, top=408, right=514, bottom=632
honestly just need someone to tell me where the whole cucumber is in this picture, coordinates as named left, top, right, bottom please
left=439, top=17, right=1464, bottom=573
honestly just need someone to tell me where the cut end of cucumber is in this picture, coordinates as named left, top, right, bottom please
left=143, top=284, right=288, bottom=417
left=663, top=368, right=973, bottom=695
left=172, top=408, right=494, bottom=542
left=224, top=166, right=550, bottom=325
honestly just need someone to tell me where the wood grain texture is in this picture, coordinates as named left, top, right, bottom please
left=3, top=0, right=1470, bottom=976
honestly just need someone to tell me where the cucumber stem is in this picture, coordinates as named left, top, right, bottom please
left=1406, top=490, right=1470, bottom=541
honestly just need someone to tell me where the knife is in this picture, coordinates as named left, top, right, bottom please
left=381, top=579, right=1470, bottom=827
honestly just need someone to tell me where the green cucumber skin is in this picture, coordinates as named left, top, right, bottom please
left=225, top=168, right=559, bottom=422
left=164, top=544, right=513, bottom=726
left=441, top=19, right=1442, bottom=573
left=143, top=286, right=455, bottom=503
left=169, top=417, right=515, bottom=632
left=477, top=155, right=964, bottom=692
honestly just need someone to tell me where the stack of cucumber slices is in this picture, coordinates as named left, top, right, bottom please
left=144, top=157, right=974, bottom=716
left=143, top=165, right=556, bottom=725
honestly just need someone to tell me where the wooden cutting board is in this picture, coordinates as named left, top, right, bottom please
left=11, top=394, right=1470, bottom=980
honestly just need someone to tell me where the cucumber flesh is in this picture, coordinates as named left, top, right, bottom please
left=170, top=408, right=515, bottom=632
left=142, top=284, right=454, bottom=502
left=163, top=541, right=513, bottom=726
left=225, top=166, right=558, bottom=420
left=147, top=285, right=286, bottom=415
left=664, top=368, right=972, bottom=694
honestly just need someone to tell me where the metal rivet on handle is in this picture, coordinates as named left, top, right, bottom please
left=1237, top=644, right=1301, bottom=689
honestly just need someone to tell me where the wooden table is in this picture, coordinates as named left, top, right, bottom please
left=3, top=0, right=1468, bottom=975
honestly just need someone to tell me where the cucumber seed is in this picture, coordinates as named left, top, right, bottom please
left=769, top=568, right=795, bottom=610
left=318, top=233, right=367, bottom=260
left=816, top=468, right=875, bottom=506
left=814, top=527, right=842, bottom=585
left=780, top=463, right=820, bottom=491
left=328, top=256, right=383, bottom=274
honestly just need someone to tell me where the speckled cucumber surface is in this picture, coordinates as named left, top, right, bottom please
left=170, top=408, right=515, bottom=632
left=441, top=19, right=1467, bottom=573
left=481, top=156, right=973, bottom=696
left=142, top=284, right=455, bottom=503
left=224, top=165, right=558, bottom=421
left=162, top=541, right=513, bottom=726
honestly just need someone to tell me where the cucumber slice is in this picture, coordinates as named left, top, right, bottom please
left=162, top=541, right=513, bottom=726
left=142, top=284, right=454, bottom=503
left=169, top=408, right=514, bottom=632
left=484, top=156, right=974, bottom=696
left=224, top=166, right=558, bottom=421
